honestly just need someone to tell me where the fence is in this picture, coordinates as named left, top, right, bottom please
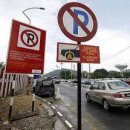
left=0, top=66, right=31, bottom=98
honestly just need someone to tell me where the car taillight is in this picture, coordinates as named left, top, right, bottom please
left=113, top=93, right=125, bottom=98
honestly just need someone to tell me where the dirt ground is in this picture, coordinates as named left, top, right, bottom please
left=0, top=94, right=42, bottom=120
left=0, top=94, right=55, bottom=130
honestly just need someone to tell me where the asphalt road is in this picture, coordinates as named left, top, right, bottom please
left=56, top=82, right=130, bottom=130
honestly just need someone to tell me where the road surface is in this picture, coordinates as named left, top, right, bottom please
left=56, top=82, right=130, bottom=130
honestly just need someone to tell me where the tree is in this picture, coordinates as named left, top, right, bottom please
left=60, top=70, right=66, bottom=79
left=108, top=71, right=122, bottom=78
left=60, top=70, right=73, bottom=79
left=92, top=69, right=108, bottom=79
left=123, top=71, right=130, bottom=78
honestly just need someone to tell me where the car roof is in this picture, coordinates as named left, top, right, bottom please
left=96, top=79, right=121, bottom=84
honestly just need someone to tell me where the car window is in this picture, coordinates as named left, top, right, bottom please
left=98, top=82, right=106, bottom=90
left=42, top=80, right=53, bottom=86
left=92, top=82, right=99, bottom=89
left=108, top=81, right=130, bottom=90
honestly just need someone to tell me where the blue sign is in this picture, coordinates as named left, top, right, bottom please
left=34, top=75, right=41, bottom=79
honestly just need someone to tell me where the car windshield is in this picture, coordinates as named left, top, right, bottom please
left=42, top=79, right=53, bottom=86
left=108, top=81, right=130, bottom=90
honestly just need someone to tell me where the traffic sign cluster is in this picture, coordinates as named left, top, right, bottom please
left=57, top=2, right=100, bottom=64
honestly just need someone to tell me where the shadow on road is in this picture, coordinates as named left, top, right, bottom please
left=84, top=101, right=130, bottom=130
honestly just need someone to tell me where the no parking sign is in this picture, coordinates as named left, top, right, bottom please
left=6, top=19, right=46, bottom=74
left=58, top=2, right=98, bottom=42
left=57, top=2, right=99, bottom=130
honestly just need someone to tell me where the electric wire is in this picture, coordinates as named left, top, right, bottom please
left=102, top=46, right=130, bottom=61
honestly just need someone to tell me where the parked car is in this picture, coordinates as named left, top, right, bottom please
left=72, top=79, right=78, bottom=83
left=51, top=76, right=60, bottom=84
left=35, top=77, right=55, bottom=97
left=54, top=79, right=61, bottom=84
left=82, top=80, right=91, bottom=85
left=121, top=79, right=130, bottom=85
left=86, top=79, right=130, bottom=111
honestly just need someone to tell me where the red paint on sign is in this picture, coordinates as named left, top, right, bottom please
left=80, top=45, right=100, bottom=63
left=6, top=19, right=46, bottom=74
left=57, top=42, right=100, bottom=63
left=21, top=30, right=38, bottom=47
left=58, top=2, right=98, bottom=42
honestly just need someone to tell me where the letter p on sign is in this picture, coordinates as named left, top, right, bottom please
left=58, top=2, right=98, bottom=42
left=73, top=9, right=89, bottom=35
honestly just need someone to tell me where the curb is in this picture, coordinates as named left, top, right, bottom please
left=36, top=95, right=75, bottom=130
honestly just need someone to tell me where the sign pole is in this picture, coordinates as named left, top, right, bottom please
left=77, top=41, right=81, bottom=130
left=57, top=2, right=98, bottom=130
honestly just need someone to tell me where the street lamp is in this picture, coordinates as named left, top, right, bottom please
left=22, top=7, right=45, bottom=25
left=22, top=7, right=45, bottom=112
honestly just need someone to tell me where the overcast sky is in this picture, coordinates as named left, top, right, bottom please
left=0, top=0, right=130, bottom=74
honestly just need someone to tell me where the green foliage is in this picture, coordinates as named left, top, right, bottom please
left=91, top=69, right=129, bottom=79
left=123, top=72, right=130, bottom=78
left=92, top=69, right=108, bottom=79
left=108, top=71, right=122, bottom=78
left=60, top=70, right=74, bottom=79
left=60, top=68, right=130, bottom=79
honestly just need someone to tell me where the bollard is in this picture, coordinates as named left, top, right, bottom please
left=8, top=74, right=16, bottom=119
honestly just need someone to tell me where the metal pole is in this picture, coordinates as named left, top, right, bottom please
left=22, top=7, right=45, bottom=112
left=77, top=41, right=82, bottom=130
left=22, top=7, right=45, bottom=25
left=71, top=63, right=73, bottom=79
left=8, top=74, right=16, bottom=119
left=60, top=63, right=63, bottom=79
left=65, top=69, right=66, bottom=79
left=89, top=63, right=91, bottom=84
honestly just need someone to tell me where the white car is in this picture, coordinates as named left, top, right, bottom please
left=86, top=79, right=130, bottom=111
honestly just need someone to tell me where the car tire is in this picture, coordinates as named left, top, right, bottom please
left=103, top=100, right=110, bottom=111
left=86, top=93, right=91, bottom=103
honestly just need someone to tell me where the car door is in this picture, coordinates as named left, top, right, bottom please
left=89, top=82, right=99, bottom=102
left=94, top=82, right=106, bottom=104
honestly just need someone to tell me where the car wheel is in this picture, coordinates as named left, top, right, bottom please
left=86, top=94, right=91, bottom=103
left=103, top=100, right=110, bottom=111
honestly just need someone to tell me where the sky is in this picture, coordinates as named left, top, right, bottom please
left=0, top=0, right=130, bottom=74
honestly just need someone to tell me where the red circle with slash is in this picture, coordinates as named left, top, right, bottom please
left=21, top=30, right=38, bottom=47
left=58, top=2, right=98, bottom=42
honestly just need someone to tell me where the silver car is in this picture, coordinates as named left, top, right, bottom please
left=86, top=79, right=130, bottom=111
